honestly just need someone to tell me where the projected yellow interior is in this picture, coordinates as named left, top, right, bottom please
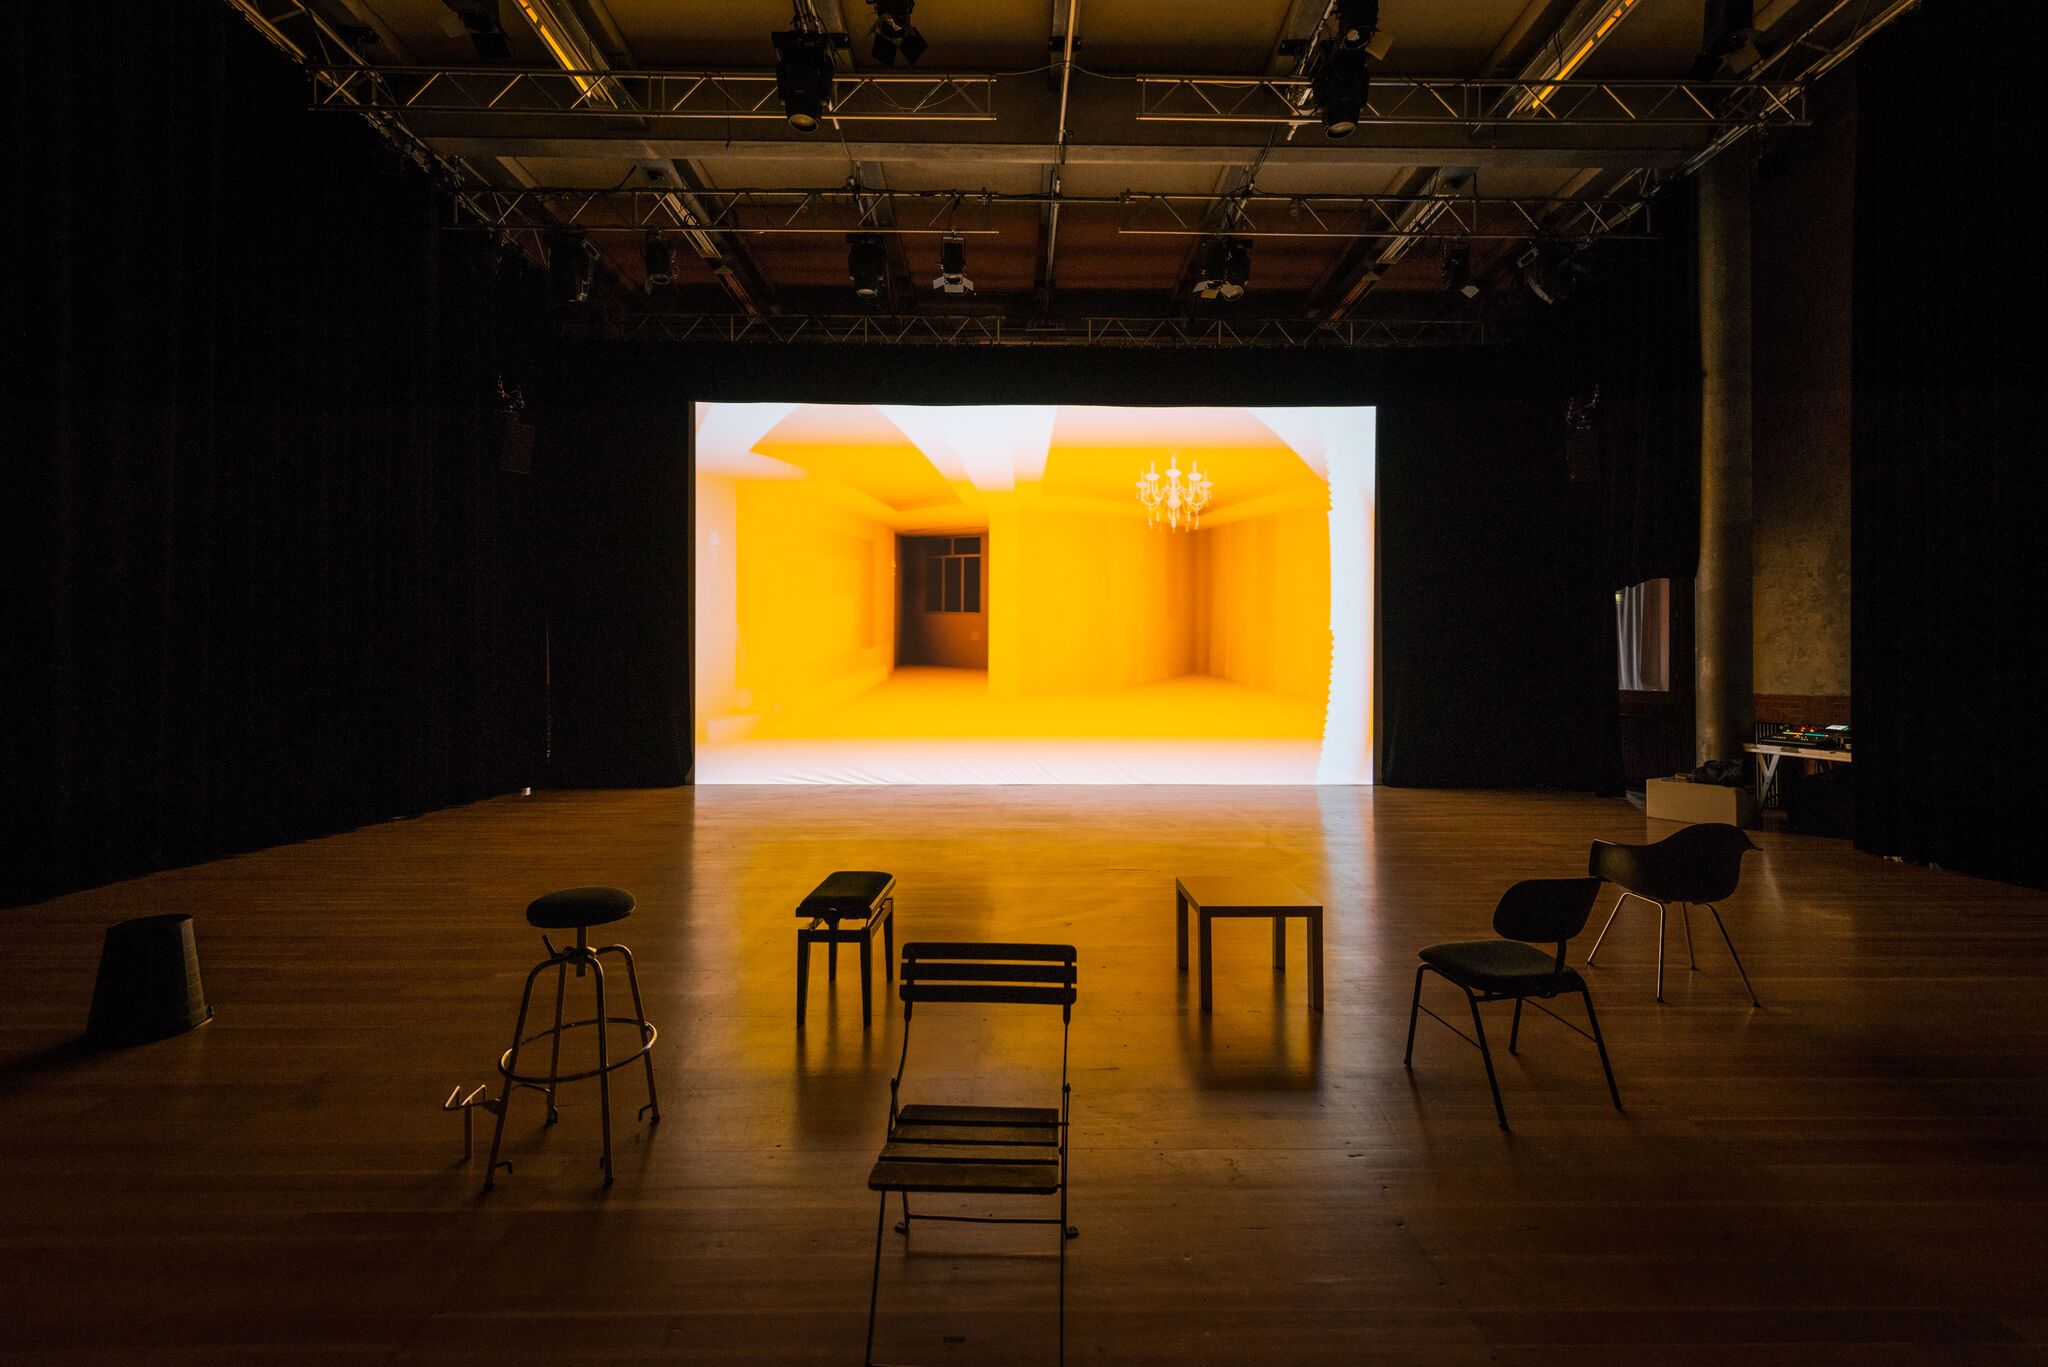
left=694, top=402, right=1375, bottom=784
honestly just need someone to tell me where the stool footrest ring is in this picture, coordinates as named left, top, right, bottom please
left=496, top=1017, right=657, bottom=1087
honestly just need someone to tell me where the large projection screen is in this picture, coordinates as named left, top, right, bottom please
left=693, top=402, right=1374, bottom=784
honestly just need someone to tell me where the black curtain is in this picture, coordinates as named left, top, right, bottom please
left=5, top=2, right=551, bottom=907
left=543, top=343, right=1625, bottom=793
left=1852, top=1, right=2048, bottom=887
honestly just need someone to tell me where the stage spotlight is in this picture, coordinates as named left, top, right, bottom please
left=643, top=232, right=674, bottom=287
left=1443, top=241, right=1480, bottom=299
left=847, top=232, right=890, bottom=298
left=772, top=27, right=834, bottom=131
left=1194, top=236, right=1252, bottom=301
left=1517, top=242, right=1593, bottom=306
left=1334, top=0, right=1380, bottom=48
left=1312, top=45, right=1370, bottom=138
left=933, top=235, right=973, bottom=294
left=549, top=230, right=596, bottom=303
left=870, top=0, right=928, bottom=66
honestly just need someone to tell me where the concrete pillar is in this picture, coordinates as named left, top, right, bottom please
left=1695, top=155, right=1754, bottom=765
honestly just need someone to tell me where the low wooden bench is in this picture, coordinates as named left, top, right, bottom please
left=796, top=871, right=896, bottom=1028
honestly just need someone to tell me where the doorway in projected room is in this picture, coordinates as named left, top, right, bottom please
left=693, top=401, right=1375, bottom=784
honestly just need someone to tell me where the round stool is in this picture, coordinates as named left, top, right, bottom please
left=482, top=887, right=659, bottom=1190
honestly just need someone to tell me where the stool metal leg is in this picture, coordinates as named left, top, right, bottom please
left=484, top=957, right=553, bottom=1191
left=543, top=960, right=568, bottom=1125
left=796, top=930, right=812, bottom=1026
left=829, top=927, right=839, bottom=983
left=591, top=953, right=614, bottom=1185
left=605, top=943, right=661, bottom=1123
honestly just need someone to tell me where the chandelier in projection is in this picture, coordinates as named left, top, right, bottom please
left=1135, top=452, right=1213, bottom=531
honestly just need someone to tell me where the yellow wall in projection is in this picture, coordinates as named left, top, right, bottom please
left=1193, top=503, right=1332, bottom=703
left=999, top=499, right=1196, bottom=697
left=731, top=478, right=896, bottom=724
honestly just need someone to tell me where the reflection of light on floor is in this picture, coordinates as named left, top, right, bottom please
left=747, top=667, right=1323, bottom=738
left=700, top=668, right=1327, bottom=783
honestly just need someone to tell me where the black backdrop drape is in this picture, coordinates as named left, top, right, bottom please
left=5, top=2, right=551, bottom=907
left=538, top=344, right=1630, bottom=795
left=1852, top=2, right=2048, bottom=888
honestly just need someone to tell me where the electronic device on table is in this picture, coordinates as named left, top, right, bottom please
left=1765, top=723, right=1850, bottom=751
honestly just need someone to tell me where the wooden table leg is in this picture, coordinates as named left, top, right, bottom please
left=1198, top=911, right=1213, bottom=1013
left=796, top=932, right=811, bottom=1026
left=1175, top=886, right=1189, bottom=971
left=1308, top=911, right=1324, bottom=1012
left=1272, top=915, right=1286, bottom=971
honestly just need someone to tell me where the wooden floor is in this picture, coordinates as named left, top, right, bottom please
left=5, top=785, right=2048, bottom=1365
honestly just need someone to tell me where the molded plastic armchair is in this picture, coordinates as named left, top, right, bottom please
left=1404, top=877, right=1622, bottom=1131
left=1586, top=822, right=1761, bottom=1006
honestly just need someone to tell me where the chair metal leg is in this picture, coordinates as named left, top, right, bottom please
left=865, top=1189, right=889, bottom=1367
left=1508, top=997, right=1524, bottom=1054
left=1058, top=1177, right=1068, bottom=1367
left=543, top=961, right=568, bottom=1125
left=1656, top=902, right=1668, bottom=1002
left=1586, top=893, right=1627, bottom=963
left=484, top=958, right=552, bottom=1191
left=608, top=944, right=661, bottom=1123
left=859, top=929, right=874, bottom=1029
left=1705, top=902, right=1762, bottom=1007
left=796, top=933, right=811, bottom=1027
left=1581, top=987, right=1623, bottom=1110
left=1465, top=988, right=1509, bottom=1130
left=1402, top=965, right=1427, bottom=1066
left=894, top=1189, right=911, bottom=1236
left=1682, top=903, right=1698, bottom=970
left=591, top=955, right=614, bottom=1185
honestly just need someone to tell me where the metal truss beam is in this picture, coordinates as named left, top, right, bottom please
left=596, top=313, right=1484, bottom=348
left=309, top=66, right=998, bottom=121
left=452, top=187, right=1657, bottom=243
left=1135, top=73, right=1806, bottom=132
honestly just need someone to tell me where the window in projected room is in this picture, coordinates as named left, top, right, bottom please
left=692, top=402, right=1375, bottom=784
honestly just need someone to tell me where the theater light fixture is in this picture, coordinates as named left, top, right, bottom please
left=1443, top=241, right=1480, bottom=299
left=643, top=232, right=674, bottom=287
left=1135, top=452, right=1213, bottom=532
left=772, top=25, right=835, bottom=131
left=847, top=233, right=890, bottom=298
left=1334, top=0, right=1380, bottom=50
left=933, top=235, right=973, bottom=294
left=869, top=0, right=928, bottom=66
left=1312, top=45, right=1370, bottom=138
left=1194, top=236, right=1252, bottom=301
left=549, top=230, right=596, bottom=303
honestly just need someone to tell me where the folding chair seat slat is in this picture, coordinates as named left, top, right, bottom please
left=868, top=1160, right=1063, bottom=1195
left=880, top=1142, right=1060, bottom=1165
left=896, top=1103, right=1059, bottom=1127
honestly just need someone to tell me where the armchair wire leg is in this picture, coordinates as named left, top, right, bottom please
left=1681, top=903, right=1699, bottom=971
left=1586, top=893, right=1627, bottom=963
left=1705, top=902, right=1762, bottom=1008
left=1466, top=988, right=1509, bottom=1130
left=1656, top=902, right=1668, bottom=1002
left=1581, top=987, right=1623, bottom=1110
left=1402, top=965, right=1427, bottom=1066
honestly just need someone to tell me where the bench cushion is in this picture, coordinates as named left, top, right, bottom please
left=797, top=870, right=894, bottom=919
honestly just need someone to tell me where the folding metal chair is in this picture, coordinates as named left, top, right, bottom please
left=864, top=942, right=1078, bottom=1367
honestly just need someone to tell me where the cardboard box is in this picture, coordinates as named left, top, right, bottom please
left=1645, top=776, right=1758, bottom=827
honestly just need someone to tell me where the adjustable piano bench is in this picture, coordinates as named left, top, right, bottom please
left=796, top=871, right=896, bottom=1028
